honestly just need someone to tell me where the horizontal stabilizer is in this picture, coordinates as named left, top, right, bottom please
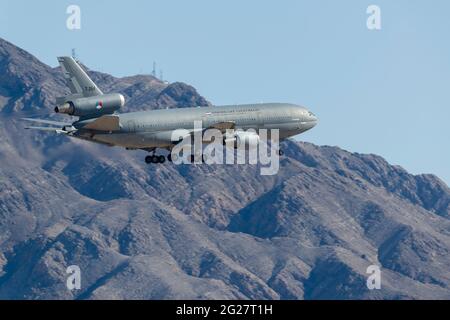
left=25, top=126, right=66, bottom=134
left=22, top=118, right=72, bottom=127
left=83, top=115, right=120, bottom=131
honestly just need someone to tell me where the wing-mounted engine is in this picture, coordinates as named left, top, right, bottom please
left=55, top=93, right=125, bottom=118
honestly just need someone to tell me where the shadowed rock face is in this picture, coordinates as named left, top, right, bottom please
left=1, top=37, right=450, bottom=300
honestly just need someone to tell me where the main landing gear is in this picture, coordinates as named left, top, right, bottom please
left=145, top=152, right=173, bottom=164
left=145, top=155, right=166, bottom=164
left=145, top=148, right=283, bottom=164
left=144, top=153, right=204, bottom=164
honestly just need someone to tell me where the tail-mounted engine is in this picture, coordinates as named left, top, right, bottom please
left=55, top=93, right=125, bottom=118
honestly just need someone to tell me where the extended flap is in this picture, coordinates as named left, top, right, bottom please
left=207, top=121, right=236, bottom=132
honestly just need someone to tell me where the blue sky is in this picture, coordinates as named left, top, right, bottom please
left=1, top=0, right=449, bottom=184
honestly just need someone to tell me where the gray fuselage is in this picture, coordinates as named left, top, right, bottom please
left=75, top=103, right=318, bottom=149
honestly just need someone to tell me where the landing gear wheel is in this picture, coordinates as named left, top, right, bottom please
left=158, top=155, right=166, bottom=163
left=278, top=149, right=284, bottom=156
left=190, top=155, right=195, bottom=163
left=167, top=154, right=172, bottom=162
left=151, top=155, right=159, bottom=164
left=145, top=155, right=153, bottom=164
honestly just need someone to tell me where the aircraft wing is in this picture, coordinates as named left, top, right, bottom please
left=207, top=121, right=236, bottom=132
left=83, top=115, right=120, bottom=131
left=22, top=118, right=72, bottom=127
left=189, top=121, right=236, bottom=135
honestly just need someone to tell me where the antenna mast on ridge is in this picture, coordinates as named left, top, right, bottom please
left=71, top=48, right=77, bottom=60
left=152, top=61, right=157, bottom=77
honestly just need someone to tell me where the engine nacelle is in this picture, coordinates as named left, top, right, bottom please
left=224, top=131, right=260, bottom=149
left=55, top=93, right=125, bottom=117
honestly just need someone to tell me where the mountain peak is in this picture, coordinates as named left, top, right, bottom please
left=0, top=38, right=57, bottom=112
left=0, top=37, right=51, bottom=78
left=0, top=38, right=210, bottom=114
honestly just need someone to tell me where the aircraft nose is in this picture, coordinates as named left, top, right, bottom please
left=303, top=119, right=317, bottom=131
left=303, top=110, right=318, bottom=130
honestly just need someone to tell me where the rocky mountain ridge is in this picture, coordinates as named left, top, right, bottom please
left=0, top=37, right=449, bottom=299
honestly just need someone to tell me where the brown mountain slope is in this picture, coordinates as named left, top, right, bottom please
left=0, top=38, right=449, bottom=299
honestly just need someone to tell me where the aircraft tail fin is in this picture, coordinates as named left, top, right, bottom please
left=57, top=56, right=103, bottom=97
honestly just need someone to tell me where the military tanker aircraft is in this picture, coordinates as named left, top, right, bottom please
left=23, top=57, right=318, bottom=164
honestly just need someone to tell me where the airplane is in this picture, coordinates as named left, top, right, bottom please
left=23, top=56, right=318, bottom=164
